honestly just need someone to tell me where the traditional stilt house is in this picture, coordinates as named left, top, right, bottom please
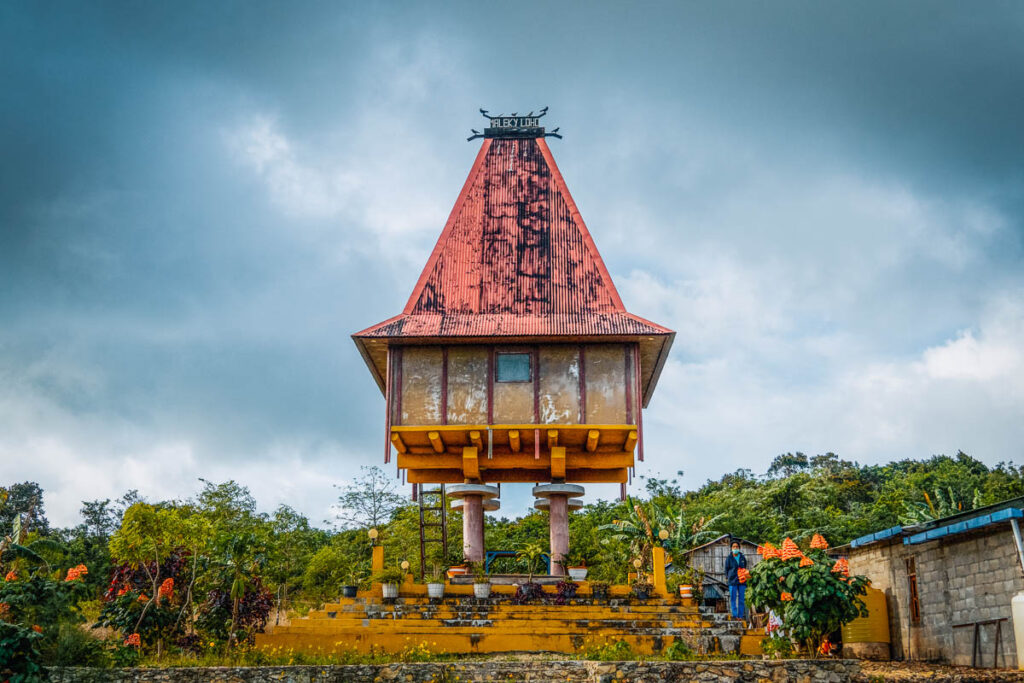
left=352, top=110, right=674, bottom=573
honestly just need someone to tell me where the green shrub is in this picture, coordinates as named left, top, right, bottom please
left=663, top=639, right=694, bottom=660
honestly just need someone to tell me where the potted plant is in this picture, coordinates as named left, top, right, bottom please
left=446, top=552, right=470, bottom=579
left=374, top=567, right=404, bottom=600
left=426, top=562, right=446, bottom=600
left=471, top=561, right=491, bottom=599
left=341, top=567, right=365, bottom=598
left=589, top=580, right=611, bottom=602
left=632, top=575, right=653, bottom=601
left=565, top=551, right=589, bottom=581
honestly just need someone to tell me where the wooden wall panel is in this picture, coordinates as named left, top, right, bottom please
left=584, top=344, right=627, bottom=424
left=400, top=347, right=443, bottom=425
left=447, top=347, right=488, bottom=425
left=539, top=346, right=580, bottom=424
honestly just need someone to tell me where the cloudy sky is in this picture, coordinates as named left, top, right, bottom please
left=2, top=1, right=1022, bottom=527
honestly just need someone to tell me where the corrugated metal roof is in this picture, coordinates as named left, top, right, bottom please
left=354, top=137, right=673, bottom=338
left=353, top=135, right=674, bottom=402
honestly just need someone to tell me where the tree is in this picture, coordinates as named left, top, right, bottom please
left=333, top=466, right=406, bottom=529
left=0, top=482, right=50, bottom=536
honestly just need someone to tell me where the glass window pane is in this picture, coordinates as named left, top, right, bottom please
left=496, top=353, right=531, bottom=383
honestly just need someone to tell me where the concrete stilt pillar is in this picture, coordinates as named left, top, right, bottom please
left=447, top=484, right=499, bottom=564
left=462, top=495, right=484, bottom=562
left=549, top=494, right=569, bottom=575
left=533, top=483, right=585, bottom=576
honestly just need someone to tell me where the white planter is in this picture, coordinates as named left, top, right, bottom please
left=473, top=582, right=492, bottom=599
left=427, top=582, right=445, bottom=599
left=568, top=567, right=588, bottom=581
left=381, top=583, right=399, bottom=599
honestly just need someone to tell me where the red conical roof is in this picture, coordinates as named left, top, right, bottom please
left=353, top=136, right=674, bottom=403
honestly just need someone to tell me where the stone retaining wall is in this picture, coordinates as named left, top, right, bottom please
left=50, top=659, right=859, bottom=682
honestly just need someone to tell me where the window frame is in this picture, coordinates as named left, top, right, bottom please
left=906, top=556, right=921, bottom=625
left=494, top=351, right=533, bottom=383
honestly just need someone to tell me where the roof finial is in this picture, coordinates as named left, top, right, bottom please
left=467, top=107, right=561, bottom=141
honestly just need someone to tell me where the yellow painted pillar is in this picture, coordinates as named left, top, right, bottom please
left=372, top=545, right=384, bottom=573
left=652, top=546, right=668, bottom=597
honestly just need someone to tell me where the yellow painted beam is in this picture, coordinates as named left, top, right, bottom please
left=406, top=466, right=630, bottom=484
left=428, top=431, right=445, bottom=454
left=462, top=446, right=479, bottom=480
left=586, top=430, right=600, bottom=453
left=390, top=432, right=408, bottom=454
left=624, top=430, right=638, bottom=453
left=652, top=546, right=667, bottom=597
left=551, top=446, right=566, bottom=480
left=508, top=429, right=520, bottom=453
left=399, top=452, right=632, bottom=471
left=547, top=429, right=558, bottom=449
left=469, top=430, right=484, bottom=450
left=397, top=454, right=460, bottom=469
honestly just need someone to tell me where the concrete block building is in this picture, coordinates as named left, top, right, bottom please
left=844, top=498, right=1024, bottom=666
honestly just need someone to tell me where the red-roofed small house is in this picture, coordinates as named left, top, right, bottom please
left=352, top=111, right=674, bottom=573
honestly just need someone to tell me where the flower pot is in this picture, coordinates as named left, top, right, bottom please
left=678, top=584, right=693, bottom=600
left=446, top=566, right=469, bottom=579
left=341, top=585, right=358, bottom=598
left=473, top=582, right=492, bottom=599
left=568, top=566, right=588, bottom=581
left=381, top=582, right=399, bottom=599
left=427, top=582, right=445, bottom=599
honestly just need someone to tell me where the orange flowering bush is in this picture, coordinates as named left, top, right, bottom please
left=64, top=564, right=88, bottom=582
left=158, top=577, right=174, bottom=601
left=124, top=632, right=142, bottom=647
left=780, top=538, right=802, bottom=561
left=810, top=533, right=829, bottom=550
left=747, top=538, right=868, bottom=657
left=4, top=570, right=17, bottom=582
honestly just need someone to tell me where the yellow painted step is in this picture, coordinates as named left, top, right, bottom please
left=256, top=630, right=690, bottom=656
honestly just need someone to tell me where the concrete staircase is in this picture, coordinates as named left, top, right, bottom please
left=256, top=594, right=754, bottom=657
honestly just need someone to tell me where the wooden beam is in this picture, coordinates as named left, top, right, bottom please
left=398, top=453, right=461, bottom=469
left=586, top=430, right=600, bottom=453
left=547, top=429, right=558, bottom=450
left=551, top=446, right=566, bottom=480
left=407, top=467, right=630, bottom=484
left=400, top=451, right=632, bottom=471
left=390, top=432, right=408, bottom=454
left=428, top=431, right=445, bottom=454
left=508, top=429, right=521, bottom=453
left=624, top=430, right=638, bottom=453
left=462, top=446, right=480, bottom=480
left=469, top=430, right=484, bottom=450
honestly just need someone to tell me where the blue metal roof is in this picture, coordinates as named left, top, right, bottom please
left=850, top=525, right=904, bottom=549
left=903, top=507, right=1023, bottom=546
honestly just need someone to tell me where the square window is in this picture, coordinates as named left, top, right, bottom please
left=496, top=353, right=532, bottom=383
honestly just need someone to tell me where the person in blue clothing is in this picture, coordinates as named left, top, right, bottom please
left=724, top=540, right=748, bottom=620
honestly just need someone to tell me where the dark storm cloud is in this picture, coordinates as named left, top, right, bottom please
left=1, top=1, right=1022, bottom=524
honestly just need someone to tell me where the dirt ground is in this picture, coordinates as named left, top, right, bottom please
left=858, top=661, right=1024, bottom=681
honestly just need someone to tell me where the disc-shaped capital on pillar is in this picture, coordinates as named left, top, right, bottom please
left=451, top=498, right=501, bottom=512
left=447, top=484, right=499, bottom=500
left=532, top=483, right=585, bottom=499
left=533, top=497, right=584, bottom=511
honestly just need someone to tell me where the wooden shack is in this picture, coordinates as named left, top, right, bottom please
left=677, top=534, right=761, bottom=607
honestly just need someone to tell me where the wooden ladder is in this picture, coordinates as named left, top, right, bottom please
left=418, top=484, right=448, bottom=579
